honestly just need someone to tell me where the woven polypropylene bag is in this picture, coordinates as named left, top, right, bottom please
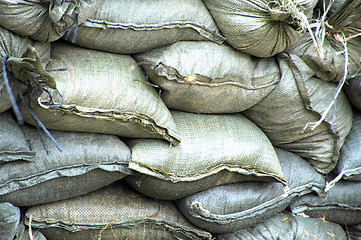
left=125, top=110, right=285, bottom=200
left=134, top=41, right=280, bottom=113
left=63, top=0, right=225, bottom=54
left=24, top=181, right=212, bottom=240
left=175, top=148, right=326, bottom=233
left=0, top=202, right=20, bottom=240
left=0, top=26, right=50, bottom=113
left=0, top=0, right=105, bottom=42
left=17, top=41, right=181, bottom=145
left=0, top=124, right=132, bottom=207
left=203, top=0, right=317, bottom=57
left=216, top=211, right=347, bottom=240
left=344, top=75, right=361, bottom=110
left=243, top=54, right=353, bottom=174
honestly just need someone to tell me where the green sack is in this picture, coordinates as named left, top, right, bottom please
left=14, top=220, right=47, bottom=240
left=0, top=26, right=50, bottom=113
left=175, top=148, right=326, bottom=233
left=243, top=54, right=353, bottom=174
left=0, top=111, right=35, bottom=162
left=0, top=0, right=105, bottom=42
left=0, top=124, right=132, bottom=207
left=344, top=76, right=361, bottom=110
left=24, top=181, right=213, bottom=240
left=216, top=211, right=347, bottom=240
left=0, top=202, right=20, bottom=240
left=63, top=0, right=225, bottom=54
left=134, top=41, right=280, bottom=113
left=203, top=0, right=317, bottom=57
left=125, top=110, right=285, bottom=200
left=17, top=41, right=181, bottom=145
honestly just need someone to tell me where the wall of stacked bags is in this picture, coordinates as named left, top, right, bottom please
left=0, top=0, right=361, bottom=239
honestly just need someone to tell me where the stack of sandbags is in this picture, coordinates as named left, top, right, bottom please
left=0, top=0, right=360, bottom=239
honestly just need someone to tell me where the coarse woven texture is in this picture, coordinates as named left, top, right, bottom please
left=0, top=124, right=132, bottom=207
left=333, top=110, right=361, bottom=181
left=344, top=76, right=361, bottom=110
left=63, top=0, right=225, bottom=54
left=0, top=26, right=50, bottom=113
left=243, top=54, right=353, bottom=174
left=175, top=148, right=326, bottom=233
left=216, top=211, right=347, bottom=240
left=203, top=0, right=317, bottom=57
left=24, top=181, right=212, bottom=240
left=134, top=41, right=280, bottom=113
left=0, top=0, right=105, bottom=42
left=290, top=175, right=361, bottom=225
left=0, top=111, right=35, bottom=162
left=17, top=41, right=181, bottom=145
left=0, top=202, right=20, bottom=240
left=125, top=110, right=285, bottom=200
left=14, top=220, right=47, bottom=240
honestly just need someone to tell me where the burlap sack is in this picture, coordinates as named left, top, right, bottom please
left=0, top=124, right=132, bottom=207
left=175, top=148, right=326, bottom=233
left=17, top=41, right=181, bottom=145
left=243, top=54, right=353, bottom=174
left=24, top=181, right=212, bottom=240
left=134, top=41, right=280, bottom=113
left=0, top=0, right=105, bottom=42
left=0, top=26, right=50, bottom=113
left=203, top=0, right=317, bottom=57
left=125, top=110, right=285, bottom=200
left=0, top=202, right=20, bottom=240
left=216, top=211, right=347, bottom=240
left=0, top=111, right=35, bottom=162
left=63, top=0, right=225, bottom=54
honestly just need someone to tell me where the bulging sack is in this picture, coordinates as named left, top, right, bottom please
left=17, top=41, right=181, bottom=145
left=24, top=181, right=213, bottom=240
left=0, top=202, right=20, bottom=240
left=134, top=41, right=280, bottom=113
left=0, top=124, right=132, bottom=207
left=125, top=110, right=285, bottom=200
left=0, top=0, right=105, bottom=42
left=63, top=0, right=225, bottom=54
left=203, top=0, right=317, bottom=57
left=243, top=54, right=353, bottom=174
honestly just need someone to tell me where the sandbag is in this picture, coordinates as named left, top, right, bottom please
left=17, top=41, right=181, bottom=145
left=0, top=202, right=20, bottom=240
left=24, top=181, right=212, bottom=240
left=243, top=53, right=353, bottom=174
left=0, top=111, right=35, bottom=162
left=290, top=175, right=361, bottom=225
left=0, top=124, right=132, bottom=207
left=0, top=26, right=51, bottom=113
left=175, top=148, right=326, bottom=233
left=216, top=211, right=347, bottom=240
left=14, top=220, right=47, bottom=240
left=63, top=0, right=225, bottom=54
left=134, top=41, right=280, bottom=113
left=286, top=0, right=361, bottom=82
left=0, top=0, right=105, bottom=42
left=344, top=75, right=361, bottom=110
left=332, top=110, right=361, bottom=181
left=125, top=110, right=286, bottom=201
left=203, top=0, right=317, bottom=57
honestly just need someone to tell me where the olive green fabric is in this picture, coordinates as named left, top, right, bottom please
left=0, top=26, right=50, bottom=113
left=243, top=54, right=353, bottom=174
left=134, top=41, right=280, bottom=113
left=17, top=41, right=181, bottom=145
left=0, top=111, right=35, bottom=162
left=14, top=220, right=47, bottom=240
left=0, top=0, right=105, bottom=42
left=63, top=0, right=225, bottom=54
left=175, top=148, right=326, bottom=233
left=24, top=181, right=212, bottom=240
left=216, top=212, right=347, bottom=240
left=0, top=202, right=20, bottom=240
left=125, top=110, right=285, bottom=200
left=0, top=124, right=132, bottom=206
left=344, top=76, right=361, bottom=110
left=203, top=0, right=317, bottom=57
left=290, top=175, right=361, bottom=225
